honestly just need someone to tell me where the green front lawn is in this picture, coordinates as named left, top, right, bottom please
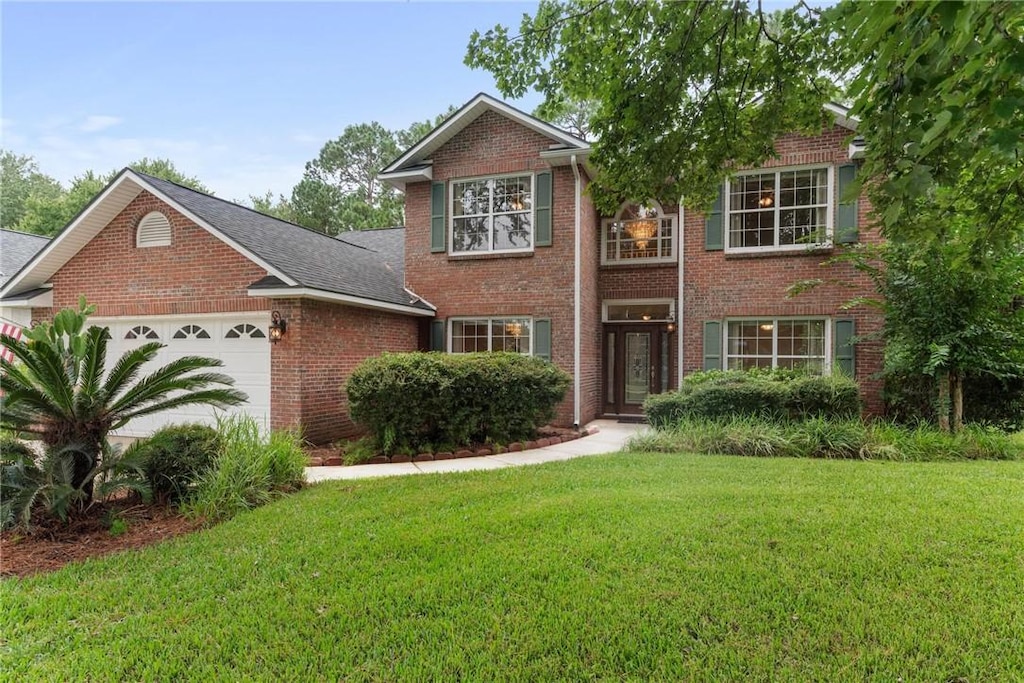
left=3, top=454, right=1023, bottom=680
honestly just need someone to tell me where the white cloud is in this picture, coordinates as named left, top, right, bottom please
left=79, top=115, right=123, bottom=133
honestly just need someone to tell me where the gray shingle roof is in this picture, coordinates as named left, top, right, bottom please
left=0, top=229, right=50, bottom=288
left=135, top=172, right=430, bottom=312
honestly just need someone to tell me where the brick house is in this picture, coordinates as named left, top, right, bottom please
left=0, top=93, right=882, bottom=442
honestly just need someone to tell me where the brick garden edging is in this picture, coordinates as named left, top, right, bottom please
left=307, top=425, right=599, bottom=467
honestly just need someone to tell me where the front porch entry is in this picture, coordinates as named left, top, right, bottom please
left=601, top=299, right=675, bottom=416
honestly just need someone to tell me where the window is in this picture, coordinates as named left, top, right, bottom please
left=226, top=323, right=266, bottom=339
left=172, top=324, right=211, bottom=340
left=726, top=318, right=828, bottom=372
left=125, top=325, right=159, bottom=340
left=450, top=317, right=532, bottom=354
left=602, top=202, right=677, bottom=264
left=136, top=211, right=172, bottom=248
left=451, top=175, right=533, bottom=254
left=727, top=167, right=832, bottom=252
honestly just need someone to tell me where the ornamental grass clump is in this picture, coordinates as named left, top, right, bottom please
left=183, top=415, right=306, bottom=523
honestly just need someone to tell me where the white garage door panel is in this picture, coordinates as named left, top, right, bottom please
left=95, top=315, right=271, bottom=438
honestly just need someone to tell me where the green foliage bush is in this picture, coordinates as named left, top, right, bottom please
left=644, top=370, right=861, bottom=427
left=346, top=352, right=571, bottom=454
left=884, top=370, right=1024, bottom=433
left=1, top=440, right=150, bottom=531
left=133, top=424, right=222, bottom=504
left=629, top=416, right=1023, bottom=461
left=183, top=415, right=306, bottom=523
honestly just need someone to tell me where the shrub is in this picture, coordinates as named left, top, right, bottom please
left=884, top=370, right=1024, bottom=433
left=133, top=424, right=222, bottom=504
left=628, top=416, right=1022, bottom=461
left=346, top=352, right=571, bottom=454
left=183, top=415, right=306, bottom=523
left=1, top=441, right=150, bottom=531
left=644, top=371, right=860, bottom=427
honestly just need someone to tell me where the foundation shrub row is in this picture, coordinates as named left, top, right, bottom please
left=346, top=352, right=571, bottom=455
left=644, top=369, right=861, bottom=427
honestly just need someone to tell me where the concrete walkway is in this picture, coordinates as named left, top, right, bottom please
left=305, top=419, right=646, bottom=482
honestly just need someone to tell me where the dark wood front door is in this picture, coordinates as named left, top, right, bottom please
left=603, top=325, right=668, bottom=415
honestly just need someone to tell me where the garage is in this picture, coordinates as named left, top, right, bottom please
left=95, top=314, right=271, bottom=437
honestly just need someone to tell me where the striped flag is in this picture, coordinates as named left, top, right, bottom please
left=1, top=321, right=23, bottom=364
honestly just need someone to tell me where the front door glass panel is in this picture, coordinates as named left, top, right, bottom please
left=624, top=332, right=651, bottom=405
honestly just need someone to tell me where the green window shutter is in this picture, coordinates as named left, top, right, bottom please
left=834, top=319, right=855, bottom=377
left=535, top=171, right=553, bottom=247
left=705, top=184, right=725, bottom=251
left=703, top=321, right=722, bottom=371
left=429, top=319, right=445, bottom=352
left=430, top=181, right=446, bottom=253
left=836, top=164, right=859, bottom=244
left=534, top=319, right=552, bottom=361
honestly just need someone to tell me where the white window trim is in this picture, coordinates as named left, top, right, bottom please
left=723, top=164, right=835, bottom=254
left=601, top=200, right=678, bottom=265
left=723, top=317, right=832, bottom=373
left=447, top=316, right=535, bottom=355
left=449, top=173, right=535, bottom=256
left=602, top=298, right=676, bottom=323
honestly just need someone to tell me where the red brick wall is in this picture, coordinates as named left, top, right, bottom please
left=41, top=191, right=268, bottom=317
left=269, top=298, right=420, bottom=444
left=404, top=110, right=583, bottom=426
left=679, top=126, right=885, bottom=413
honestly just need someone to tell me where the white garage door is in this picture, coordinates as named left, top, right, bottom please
left=96, top=314, right=271, bottom=437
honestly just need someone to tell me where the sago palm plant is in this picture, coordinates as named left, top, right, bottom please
left=0, top=300, right=247, bottom=512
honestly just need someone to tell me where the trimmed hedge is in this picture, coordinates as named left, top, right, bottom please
left=644, top=370, right=861, bottom=427
left=134, top=424, right=222, bottom=504
left=346, top=352, right=571, bottom=454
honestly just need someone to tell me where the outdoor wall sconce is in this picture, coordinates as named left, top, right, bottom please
left=269, top=310, right=287, bottom=343
left=666, top=313, right=676, bottom=333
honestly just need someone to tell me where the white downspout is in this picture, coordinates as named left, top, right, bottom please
left=571, top=155, right=582, bottom=428
left=677, top=200, right=685, bottom=389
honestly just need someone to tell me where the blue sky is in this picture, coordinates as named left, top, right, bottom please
left=1, top=1, right=543, bottom=201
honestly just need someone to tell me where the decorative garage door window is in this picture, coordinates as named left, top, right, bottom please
left=226, top=323, right=266, bottom=339
left=172, top=324, right=211, bottom=340
left=125, top=325, right=159, bottom=340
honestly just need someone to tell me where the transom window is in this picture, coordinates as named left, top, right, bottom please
left=450, top=317, right=532, bottom=354
left=173, top=324, right=211, bottom=340
left=451, top=175, right=533, bottom=254
left=125, top=325, right=159, bottom=340
left=602, top=202, right=676, bottom=264
left=225, top=323, right=266, bottom=339
left=726, top=318, right=828, bottom=372
left=727, top=167, right=832, bottom=251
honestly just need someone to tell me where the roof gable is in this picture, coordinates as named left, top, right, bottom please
left=1, top=170, right=432, bottom=315
left=379, top=93, right=589, bottom=188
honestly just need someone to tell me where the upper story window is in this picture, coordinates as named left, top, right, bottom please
left=451, top=174, right=533, bottom=254
left=726, top=166, right=833, bottom=253
left=136, top=211, right=172, bottom=248
left=601, top=201, right=677, bottom=265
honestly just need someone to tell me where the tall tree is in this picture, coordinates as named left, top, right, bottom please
left=466, top=1, right=834, bottom=213
left=291, top=123, right=404, bottom=233
left=397, top=105, right=460, bottom=149
left=244, top=190, right=296, bottom=223
left=834, top=1, right=1024, bottom=249
left=0, top=151, right=62, bottom=230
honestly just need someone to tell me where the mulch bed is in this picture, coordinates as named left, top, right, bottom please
left=307, top=425, right=592, bottom=466
left=1, top=499, right=202, bottom=579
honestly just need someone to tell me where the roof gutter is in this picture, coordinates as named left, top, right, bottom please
left=247, top=286, right=436, bottom=317
left=571, top=154, right=582, bottom=429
